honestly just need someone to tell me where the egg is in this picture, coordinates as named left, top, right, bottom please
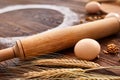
left=105, top=13, right=120, bottom=19
left=85, top=1, right=101, bottom=13
left=74, top=38, right=101, bottom=60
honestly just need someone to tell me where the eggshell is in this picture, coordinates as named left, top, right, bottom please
left=74, top=38, right=101, bottom=60
left=85, top=1, right=101, bottom=13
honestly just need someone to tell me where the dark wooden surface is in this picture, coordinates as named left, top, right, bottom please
left=0, top=0, right=120, bottom=78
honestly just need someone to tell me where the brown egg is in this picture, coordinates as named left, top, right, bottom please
left=74, top=38, right=101, bottom=60
left=85, top=1, right=101, bottom=13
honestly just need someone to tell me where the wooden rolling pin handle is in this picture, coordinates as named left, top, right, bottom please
left=0, top=47, right=15, bottom=61
left=0, top=17, right=120, bottom=61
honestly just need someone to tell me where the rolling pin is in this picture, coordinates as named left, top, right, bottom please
left=0, top=17, right=120, bottom=61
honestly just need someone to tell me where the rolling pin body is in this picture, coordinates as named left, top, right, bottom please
left=0, top=17, right=119, bottom=61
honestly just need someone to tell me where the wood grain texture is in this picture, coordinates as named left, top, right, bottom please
left=0, top=0, right=120, bottom=78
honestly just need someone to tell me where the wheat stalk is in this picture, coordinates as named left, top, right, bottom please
left=31, top=58, right=101, bottom=68
left=74, top=73, right=120, bottom=80
left=85, top=66, right=120, bottom=72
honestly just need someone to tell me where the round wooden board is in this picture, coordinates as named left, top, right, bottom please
left=0, top=0, right=120, bottom=78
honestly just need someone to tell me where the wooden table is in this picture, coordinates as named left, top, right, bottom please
left=0, top=0, right=120, bottom=79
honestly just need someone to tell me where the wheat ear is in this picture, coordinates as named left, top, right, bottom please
left=23, top=68, right=84, bottom=79
left=31, top=58, right=100, bottom=68
left=23, top=68, right=120, bottom=79
left=23, top=66, right=120, bottom=79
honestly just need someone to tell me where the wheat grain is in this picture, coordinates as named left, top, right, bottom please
left=31, top=58, right=100, bottom=68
